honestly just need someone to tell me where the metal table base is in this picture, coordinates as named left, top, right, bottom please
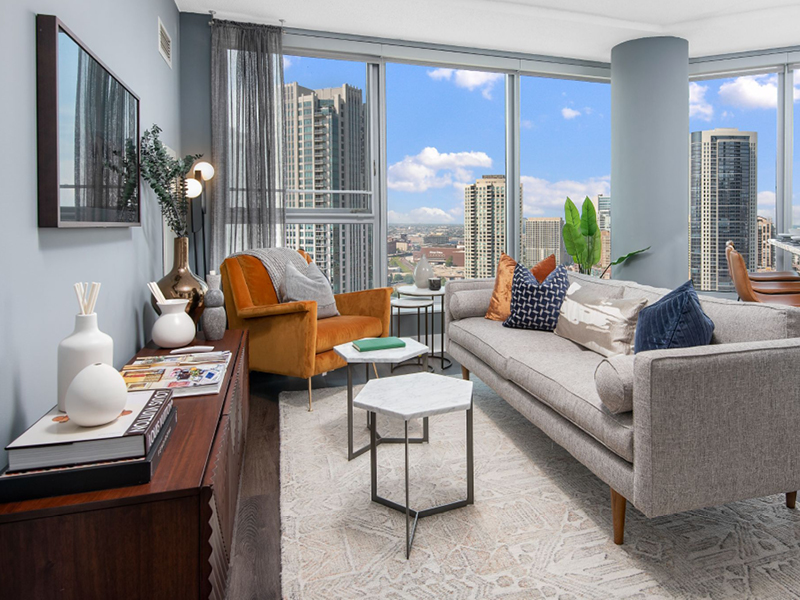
left=369, top=402, right=474, bottom=559
left=346, top=355, right=430, bottom=461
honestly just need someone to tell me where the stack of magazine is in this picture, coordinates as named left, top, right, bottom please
left=120, top=351, right=231, bottom=396
left=0, top=390, right=176, bottom=503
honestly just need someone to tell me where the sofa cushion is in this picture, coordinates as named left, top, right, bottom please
left=486, top=254, right=557, bottom=322
left=594, top=354, right=635, bottom=414
left=450, top=288, right=494, bottom=321
left=316, top=315, right=382, bottom=353
left=634, top=280, right=714, bottom=352
left=554, top=281, right=645, bottom=357
left=506, top=349, right=634, bottom=463
left=504, top=265, right=569, bottom=331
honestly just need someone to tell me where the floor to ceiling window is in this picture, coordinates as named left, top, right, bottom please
left=520, top=76, right=611, bottom=276
left=385, top=63, right=506, bottom=288
left=282, top=55, right=375, bottom=293
left=688, top=73, right=778, bottom=291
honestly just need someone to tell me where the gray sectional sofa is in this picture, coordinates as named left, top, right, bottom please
left=445, top=272, right=800, bottom=544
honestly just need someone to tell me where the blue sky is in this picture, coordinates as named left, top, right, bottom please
left=285, top=56, right=795, bottom=224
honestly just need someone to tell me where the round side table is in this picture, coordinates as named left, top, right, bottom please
left=390, top=298, right=434, bottom=372
left=396, top=285, right=452, bottom=370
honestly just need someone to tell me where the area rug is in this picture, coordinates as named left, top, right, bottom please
left=280, top=378, right=800, bottom=599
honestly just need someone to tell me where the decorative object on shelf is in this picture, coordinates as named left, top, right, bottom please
left=202, top=270, right=226, bottom=341
left=561, top=196, right=649, bottom=277
left=428, top=277, right=442, bottom=291
left=58, top=282, right=113, bottom=412
left=414, top=255, right=434, bottom=288
left=65, top=363, right=128, bottom=427
left=151, top=298, right=196, bottom=349
left=139, top=125, right=208, bottom=321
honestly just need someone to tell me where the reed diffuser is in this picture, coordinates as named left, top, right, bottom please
left=57, top=282, right=114, bottom=412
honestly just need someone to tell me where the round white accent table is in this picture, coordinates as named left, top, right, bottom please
left=396, top=285, right=452, bottom=370
left=353, top=371, right=474, bottom=558
left=389, top=297, right=434, bottom=372
left=333, top=337, right=430, bottom=460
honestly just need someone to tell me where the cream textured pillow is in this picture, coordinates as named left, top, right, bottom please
left=595, top=354, right=635, bottom=414
left=554, top=281, right=646, bottom=357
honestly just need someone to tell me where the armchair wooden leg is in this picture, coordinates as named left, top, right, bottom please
left=307, top=378, right=313, bottom=412
left=461, top=366, right=470, bottom=380
left=787, top=492, right=797, bottom=509
left=611, top=488, right=627, bottom=545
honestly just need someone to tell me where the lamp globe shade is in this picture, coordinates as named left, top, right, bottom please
left=193, top=161, right=215, bottom=181
left=185, top=177, right=203, bottom=199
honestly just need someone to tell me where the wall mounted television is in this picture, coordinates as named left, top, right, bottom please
left=37, top=14, right=141, bottom=228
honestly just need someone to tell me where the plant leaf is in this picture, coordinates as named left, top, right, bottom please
left=610, top=246, right=650, bottom=266
left=579, top=196, right=598, bottom=237
left=564, top=197, right=581, bottom=229
left=562, top=222, right=586, bottom=262
left=590, top=229, right=602, bottom=265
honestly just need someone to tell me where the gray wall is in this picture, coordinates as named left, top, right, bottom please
left=611, top=36, right=689, bottom=288
left=181, top=13, right=212, bottom=158
left=0, top=0, right=182, bottom=465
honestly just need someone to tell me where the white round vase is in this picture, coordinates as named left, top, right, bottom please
left=65, top=363, right=128, bottom=427
left=152, top=299, right=196, bottom=348
left=57, top=313, right=114, bottom=412
left=414, top=255, right=435, bottom=288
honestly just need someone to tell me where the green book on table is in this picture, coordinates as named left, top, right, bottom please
left=352, top=337, right=406, bottom=352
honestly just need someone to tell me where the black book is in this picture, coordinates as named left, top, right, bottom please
left=0, top=407, right=177, bottom=504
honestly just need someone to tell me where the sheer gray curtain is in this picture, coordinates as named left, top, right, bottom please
left=210, top=20, right=286, bottom=271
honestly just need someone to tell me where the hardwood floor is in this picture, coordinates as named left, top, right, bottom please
left=226, top=354, right=461, bottom=599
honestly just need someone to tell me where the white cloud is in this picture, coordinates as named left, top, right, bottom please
left=758, top=190, right=776, bottom=220
left=561, top=107, right=581, bottom=120
left=283, top=56, right=292, bottom=69
left=427, top=68, right=503, bottom=99
left=522, top=119, right=534, bottom=129
left=520, top=175, right=610, bottom=217
left=388, top=207, right=455, bottom=224
left=718, top=74, right=779, bottom=109
left=689, top=82, right=713, bottom=120
left=388, top=147, right=493, bottom=193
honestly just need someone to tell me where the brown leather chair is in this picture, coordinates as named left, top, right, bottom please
left=221, top=250, right=392, bottom=411
left=727, top=247, right=800, bottom=306
left=726, top=240, right=800, bottom=283
left=725, top=244, right=800, bottom=294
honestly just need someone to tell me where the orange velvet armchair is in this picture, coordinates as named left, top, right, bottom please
left=221, top=251, right=392, bottom=411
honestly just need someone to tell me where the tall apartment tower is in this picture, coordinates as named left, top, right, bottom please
left=283, top=82, right=371, bottom=293
left=757, top=215, right=775, bottom=271
left=522, top=217, right=565, bottom=268
left=689, top=128, right=757, bottom=292
left=464, top=175, right=522, bottom=278
left=597, top=194, right=611, bottom=231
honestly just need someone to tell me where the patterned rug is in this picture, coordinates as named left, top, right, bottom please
left=280, top=378, right=800, bottom=599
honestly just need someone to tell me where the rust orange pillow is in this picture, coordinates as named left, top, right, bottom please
left=485, top=253, right=557, bottom=321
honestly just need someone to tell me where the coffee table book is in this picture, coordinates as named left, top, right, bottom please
left=0, top=408, right=176, bottom=504
left=5, top=389, right=173, bottom=471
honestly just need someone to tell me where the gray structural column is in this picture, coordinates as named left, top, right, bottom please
left=611, top=37, right=689, bottom=288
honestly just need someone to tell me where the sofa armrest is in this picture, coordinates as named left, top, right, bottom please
left=335, top=287, right=392, bottom=336
left=238, top=300, right=315, bottom=320
left=445, top=278, right=494, bottom=327
left=633, top=338, right=800, bottom=518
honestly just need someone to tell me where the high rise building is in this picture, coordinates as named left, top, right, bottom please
left=597, top=193, right=611, bottom=232
left=757, top=215, right=775, bottom=271
left=689, top=128, right=757, bottom=292
left=463, top=175, right=522, bottom=278
left=522, top=217, right=565, bottom=268
left=283, top=82, right=371, bottom=293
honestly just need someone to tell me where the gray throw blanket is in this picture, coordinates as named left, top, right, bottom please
left=231, top=247, right=310, bottom=301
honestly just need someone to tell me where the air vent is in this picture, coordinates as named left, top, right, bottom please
left=158, top=17, right=172, bottom=68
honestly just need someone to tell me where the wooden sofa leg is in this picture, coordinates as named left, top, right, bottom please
left=461, top=366, right=470, bottom=380
left=307, top=378, right=313, bottom=412
left=787, top=491, right=797, bottom=509
left=611, top=488, right=627, bottom=545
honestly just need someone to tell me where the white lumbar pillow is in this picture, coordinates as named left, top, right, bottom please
left=281, top=261, right=340, bottom=319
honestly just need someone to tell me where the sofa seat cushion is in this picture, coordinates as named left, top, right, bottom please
left=506, top=349, right=634, bottom=463
left=449, top=317, right=550, bottom=375
left=315, top=315, right=383, bottom=353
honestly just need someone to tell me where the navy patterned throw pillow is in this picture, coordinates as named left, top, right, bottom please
left=503, top=264, right=569, bottom=331
left=634, top=280, right=714, bottom=353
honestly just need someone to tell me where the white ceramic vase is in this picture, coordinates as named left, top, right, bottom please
left=414, top=255, right=435, bottom=288
left=152, top=299, right=196, bottom=348
left=65, top=363, right=128, bottom=427
left=57, top=313, right=114, bottom=412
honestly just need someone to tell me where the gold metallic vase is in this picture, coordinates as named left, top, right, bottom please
left=152, top=237, right=208, bottom=323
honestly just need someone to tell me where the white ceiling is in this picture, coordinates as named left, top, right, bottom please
left=176, top=0, right=800, bottom=62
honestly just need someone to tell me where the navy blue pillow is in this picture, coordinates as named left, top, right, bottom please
left=503, top=264, right=569, bottom=331
left=634, top=280, right=714, bottom=353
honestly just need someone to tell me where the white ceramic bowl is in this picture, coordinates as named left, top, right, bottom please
left=65, top=363, right=128, bottom=427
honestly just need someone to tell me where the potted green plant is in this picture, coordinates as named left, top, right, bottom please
left=562, top=196, right=649, bottom=277
left=139, top=125, right=207, bottom=322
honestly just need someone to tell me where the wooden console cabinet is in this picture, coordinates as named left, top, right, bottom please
left=0, top=330, right=249, bottom=600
